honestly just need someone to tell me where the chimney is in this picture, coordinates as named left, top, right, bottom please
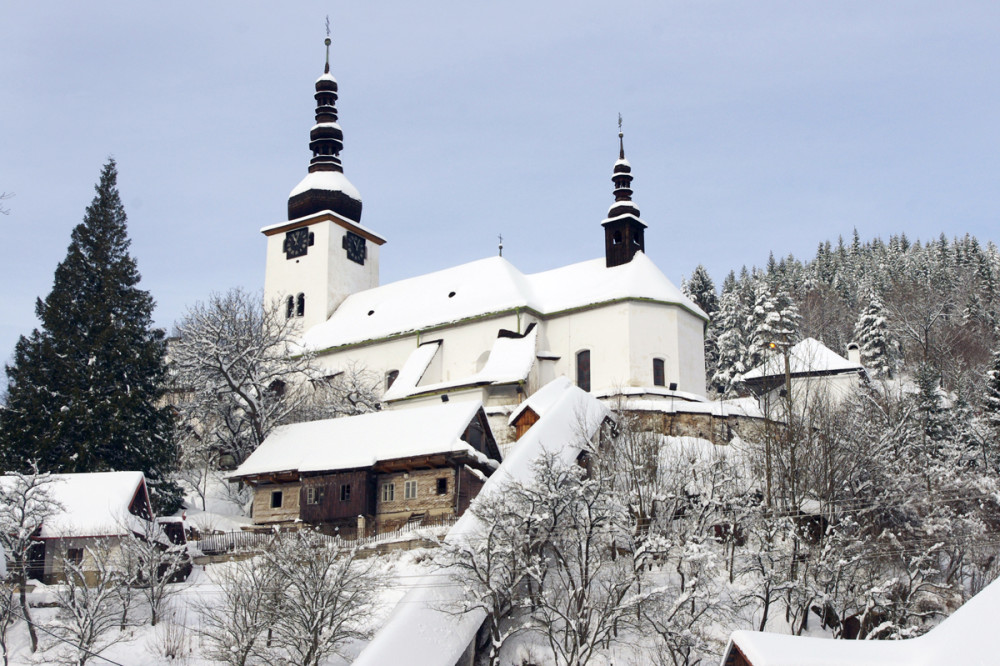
left=846, top=343, right=861, bottom=365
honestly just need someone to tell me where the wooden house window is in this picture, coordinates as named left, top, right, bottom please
left=381, top=483, right=395, bottom=502
left=66, top=548, right=84, bottom=566
left=340, top=484, right=351, bottom=502
left=436, top=478, right=448, bottom=495
left=576, top=350, right=591, bottom=393
left=270, top=490, right=283, bottom=508
left=653, top=358, right=665, bottom=387
left=306, top=487, right=318, bottom=505
left=404, top=480, right=418, bottom=500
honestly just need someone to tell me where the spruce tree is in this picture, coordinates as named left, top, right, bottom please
left=854, top=290, right=893, bottom=378
left=0, top=159, right=180, bottom=511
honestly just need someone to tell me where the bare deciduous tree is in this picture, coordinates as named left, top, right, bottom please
left=0, top=466, right=60, bottom=652
left=52, top=541, right=130, bottom=666
left=170, top=288, right=381, bottom=469
left=262, top=529, right=382, bottom=666
left=197, top=554, right=280, bottom=666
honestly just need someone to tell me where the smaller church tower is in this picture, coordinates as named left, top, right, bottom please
left=262, top=37, right=385, bottom=334
left=601, top=122, right=647, bottom=268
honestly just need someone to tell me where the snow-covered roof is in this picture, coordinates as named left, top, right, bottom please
left=0, top=471, right=149, bottom=539
left=259, top=209, right=387, bottom=243
left=352, top=378, right=610, bottom=666
left=384, top=328, right=537, bottom=402
left=288, top=169, right=361, bottom=201
left=743, top=337, right=863, bottom=381
left=724, top=572, right=1000, bottom=665
left=302, top=252, right=706, bottom=351
left=230, top=400, right=496, bottom=479
left=508, top=374, right=575, bottom=424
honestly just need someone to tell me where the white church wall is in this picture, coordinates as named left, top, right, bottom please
left=542, top=303, right=632, bottom=393
left=264, top=217, right=381, bottom=334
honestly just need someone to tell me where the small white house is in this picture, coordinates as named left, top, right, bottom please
left=742, top=338, right=866, bottom=415
left=1, top=471, right=154, bottom=584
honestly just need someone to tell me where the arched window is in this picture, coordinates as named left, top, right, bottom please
left=576, top=350, right=591, bottom=393
left=296, top=293, right=305, bottom=317
left=385, top=369, right=399, bottom=390
left=286, top=295, right=295, bottom=319
left=653, top=358, right=665, bottom=387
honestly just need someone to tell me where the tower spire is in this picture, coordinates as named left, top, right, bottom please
left=601, top=117, right=646, bottom=267
left=324, top=16, right=331, bottom=74
left=286, top=34, right=363, bottom=223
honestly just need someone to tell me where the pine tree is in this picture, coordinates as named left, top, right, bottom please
left=984, top=349, right=1000, bottom=433
left=683, top=265, right=719, bottom=318
left=854, top=290, right=893, bottom=378
left=0, top=160, right=179, bottom=511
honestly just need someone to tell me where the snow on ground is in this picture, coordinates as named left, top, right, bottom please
left=2, top=546, right=440, bottom=666
left=176, top=470, right=252, bottom=534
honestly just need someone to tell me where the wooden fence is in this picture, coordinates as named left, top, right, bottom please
left=192, top=514, right=458, bottom=556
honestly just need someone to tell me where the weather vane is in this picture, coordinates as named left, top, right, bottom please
left=324, top=16, right=332, bottom=71
left=618, top=113, right=623, bottom=133
left=498, top=233, right=504, bottom=257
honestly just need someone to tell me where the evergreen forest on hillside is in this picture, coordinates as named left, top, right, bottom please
left=683, top=231, right=1000, bottom=399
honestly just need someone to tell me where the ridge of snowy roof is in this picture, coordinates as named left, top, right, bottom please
left=288, top=170, right=361, bottom=201
left=302, top=252, right=706, bottom=351
left=508, top=375, right=573, bottom=424
left=230, top=400, right=490, bottom=479
left=743, top=337, right=864, bottom=381
left=352, top=379, right=610, bottom=666
left=0, top=471, right=148, bottom=539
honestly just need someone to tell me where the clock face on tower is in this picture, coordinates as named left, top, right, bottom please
left=342, top=231, right=367, bottom=265
left=283, top=228, right=314, bottom=259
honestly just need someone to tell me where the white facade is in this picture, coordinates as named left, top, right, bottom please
left=262, top=210, right=384, bottom=333
left=263, top=242, right=710, bottom=405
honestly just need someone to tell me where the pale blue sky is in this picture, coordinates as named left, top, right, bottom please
left=2, top=1, right=999, bottom=373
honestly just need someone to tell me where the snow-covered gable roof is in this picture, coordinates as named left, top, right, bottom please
left=302, top=252, right=706, bottom=351
left=0, top=471, right=149, bottom=539
left=384, top=327, right=538, bottom=402
left=724, top=572, right=1000, bottom=665
left=352, top=378, right=610, bottom=666
left=743, top=337, right=863, bottom=381
left=508, top=374, right=575, bottom=424
left=230, top=400, right=496, bottom=479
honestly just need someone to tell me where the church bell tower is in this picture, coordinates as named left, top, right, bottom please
left=601, top=123, right=646, bottom=268
left=262, top=37, right=385, bottom=333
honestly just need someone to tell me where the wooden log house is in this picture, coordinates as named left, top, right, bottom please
left=229, top=401, right=501, bottom=537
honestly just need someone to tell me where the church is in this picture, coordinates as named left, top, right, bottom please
left=261, top=39, right=711, bottom=424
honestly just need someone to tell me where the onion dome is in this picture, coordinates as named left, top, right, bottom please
left=607, top=130, right=641, bottom=219
left=287, top=38, right=363, bottom=222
